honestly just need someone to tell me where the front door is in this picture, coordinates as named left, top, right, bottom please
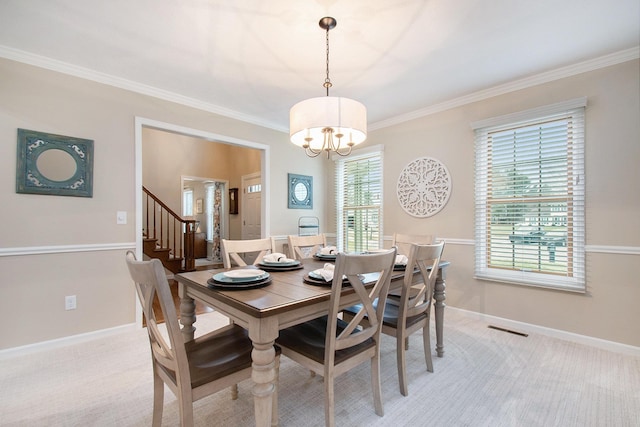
left=241, top=173, right=262, bottom=240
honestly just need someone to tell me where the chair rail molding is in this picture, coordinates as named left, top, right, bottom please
left=0, top=242, right=136, bottom=257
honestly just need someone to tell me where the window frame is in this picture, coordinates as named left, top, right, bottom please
left=334, top=145, right=384, bottom=253
left=472, top=98, right=586, bottom=292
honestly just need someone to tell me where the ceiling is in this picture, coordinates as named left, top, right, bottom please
left=1, top=0, right=638, bottom=133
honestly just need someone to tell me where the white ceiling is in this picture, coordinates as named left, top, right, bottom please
left=1, top=0, right=638, bottom=132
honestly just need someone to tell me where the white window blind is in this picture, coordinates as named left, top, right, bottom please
left=473, top=99, right=586, bottom=291
left=335, top=148, right=383, bottom=252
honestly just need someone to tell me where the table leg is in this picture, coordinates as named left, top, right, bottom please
left=433, top=271, right=446, bottom=357
left=178, top=284, right=196, bottom=342
left=249, top=318, right=279, bottom=427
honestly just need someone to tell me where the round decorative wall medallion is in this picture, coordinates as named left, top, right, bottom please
left=396, top=157, right=452, bottom=218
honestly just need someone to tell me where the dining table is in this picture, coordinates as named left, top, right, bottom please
left=175, top=257, right=450, bottom=427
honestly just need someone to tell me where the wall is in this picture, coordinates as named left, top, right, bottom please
left=0, top=57, right=326, bottom=350
left=359, top=59, right=640, bottom=347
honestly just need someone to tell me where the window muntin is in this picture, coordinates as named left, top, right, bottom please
left=474, top=103, right=585, bottom=291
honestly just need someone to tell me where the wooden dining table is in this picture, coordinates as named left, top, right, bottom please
left=176, top=257, right=450, bottom=427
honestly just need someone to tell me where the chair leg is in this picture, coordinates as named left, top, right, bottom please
left=177, top=388, right=195, bottom=427
left=151, top=369, right=164, bottom=427
left=423, top=322, right=434, bottom=373
left=231, top=383, right=239, bottom=400
left=371, top=350, right=384, bottom=416
left=271, top=356, right=280, bottom=427
left=324, top=374, right=335, bottom=427
left=397, top=332, right=409, bottom=397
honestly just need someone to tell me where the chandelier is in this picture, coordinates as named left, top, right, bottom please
left=289, top=17, right=367, bottom=158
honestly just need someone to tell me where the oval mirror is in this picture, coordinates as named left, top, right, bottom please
left=36, top=148, right=78, bottom=182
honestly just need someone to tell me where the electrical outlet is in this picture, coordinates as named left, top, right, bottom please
left=65, top=295, right=77, bottom=310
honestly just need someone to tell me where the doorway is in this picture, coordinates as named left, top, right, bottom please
left=135, top=117, right=271, bottom=326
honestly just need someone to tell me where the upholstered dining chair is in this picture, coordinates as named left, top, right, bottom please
left=287, top=233, right=327, bottom=260
left=276, top=248, right=397, bottom=427
left=221, top=237, right=275, bottom=268
left=345, top=241, right=445, bottom=396
left=125, top=251, right=280, bottom=426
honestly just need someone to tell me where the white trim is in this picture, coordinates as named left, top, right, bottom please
left=370, top=47, right=638, bottom=130
left=470, top=97, right=587, bottom=130
left=449, top=307, right=640, bottom=357
left=331, top=143, right=384, bottom=162
left=0, top=45, right=286, bottom=133
left=0, top=242, right=135, bottom=257
left=585, top=245, right=640, bottom=255
left=0, top=322, right=137, bottom=360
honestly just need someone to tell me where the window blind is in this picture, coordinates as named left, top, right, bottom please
left=474, top=102, right=585, bottom=291
left=335, top=149, right=383, bottom=252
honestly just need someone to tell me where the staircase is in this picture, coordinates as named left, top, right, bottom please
left=143, top=186, right=196, bottom=273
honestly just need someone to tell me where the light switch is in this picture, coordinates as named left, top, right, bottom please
left=116, top=211, right=127, bottom=224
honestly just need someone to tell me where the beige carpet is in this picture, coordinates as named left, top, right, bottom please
left=1, top=309, right=638, bottom=427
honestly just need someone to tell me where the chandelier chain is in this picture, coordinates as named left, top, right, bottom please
left=324, top=25, right=332, bottom=95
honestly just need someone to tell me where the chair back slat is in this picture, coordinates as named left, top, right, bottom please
left=221, top=238, right=275, bottom=268
left=287, top=234, right=327, bottom=260
left=125, top=251, right=190, bottom=382
left=400, top=242, right=445, bottom=320
left=327, top=249, right=396, bottom=355
left=392, top=233, right=434, bottom=257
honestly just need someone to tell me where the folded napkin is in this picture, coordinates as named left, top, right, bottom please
left=319, top=246, right=337, bottom=255
left=395, top=254, right=408, bottom=265
left=313, top=263, right=336, bottom=281
left=262, top=253, right=294, bottom=263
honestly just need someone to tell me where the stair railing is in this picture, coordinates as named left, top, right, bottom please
left=143, top=185, right=196, bottom=272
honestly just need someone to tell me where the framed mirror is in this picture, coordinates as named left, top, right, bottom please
left=288, top=173, right=312, bottom=209
left=16, top=129, right=94, bottom=197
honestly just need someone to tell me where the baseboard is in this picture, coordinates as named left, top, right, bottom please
left=449, top=306, right=640, bottom=357
left=0, top=322, right=138, bottom=360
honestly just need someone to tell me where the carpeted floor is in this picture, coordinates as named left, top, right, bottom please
left=1, top=309, right=638, bottom=427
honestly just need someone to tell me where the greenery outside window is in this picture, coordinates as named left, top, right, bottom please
left=473, top=99, right=586, bottom=291
left=335, top=146, right=383, bottom=253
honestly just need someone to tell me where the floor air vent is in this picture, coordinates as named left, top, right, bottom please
left=488, top=325, right=528, bottom=337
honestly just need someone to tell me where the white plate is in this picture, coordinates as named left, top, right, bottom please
left=223, top=269, right=267, bottom=280
left=261, top=260, right=300, bottom=267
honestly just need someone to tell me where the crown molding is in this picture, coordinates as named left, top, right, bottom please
left=0, top=45, right=288, bottom=133
left=370, top=46, right=640, bottom=130
left=1, top=44, right=637, bottom=134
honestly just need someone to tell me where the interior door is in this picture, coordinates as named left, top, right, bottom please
left=242, top=173, right=262, bottom=240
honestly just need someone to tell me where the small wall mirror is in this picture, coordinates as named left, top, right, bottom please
left=288, top=173, right=312, bottom=209
left=16, top=129, right=94, bottom=197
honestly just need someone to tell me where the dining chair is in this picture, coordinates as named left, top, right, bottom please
left=287, top=233, right=327, bottom=260
left=276, top=248, right=397, bottom=427
left=125, top=251, right=280, bottom=426
left=345, top=241, right=445, bottom=396
left=221, top=237, right=276, bottom=268
left=391, top=233, right=435, bottom=256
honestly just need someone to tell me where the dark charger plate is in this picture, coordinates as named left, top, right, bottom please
left=207, top=277, right=272, bottom=290
left=257, top=263, right=304, bottom=272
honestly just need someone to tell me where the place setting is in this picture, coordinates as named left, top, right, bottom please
left=207, top=268, right=272, bottom=290
left=313, top=245, right=337, bottom=261
left=257, top=252, right=303, bottom=271
left=303, top=262, right=351, bottom=286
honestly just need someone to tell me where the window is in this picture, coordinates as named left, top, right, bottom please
left=473, top=99, right=586, bottom=291
left=183, top=188, right=193, bottom=216
left=335, top=146, right=383, bottom=252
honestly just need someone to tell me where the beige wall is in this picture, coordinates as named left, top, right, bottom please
left=0, top=58, right=326, bottom=349
left=1, top=56, right=638, bottom=350
left=357, top=59, right=640, bottom=347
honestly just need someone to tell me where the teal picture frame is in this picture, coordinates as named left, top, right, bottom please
left=288, top=173, right=312, bottom=209
left=16, top=128, right=94, bottom=197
